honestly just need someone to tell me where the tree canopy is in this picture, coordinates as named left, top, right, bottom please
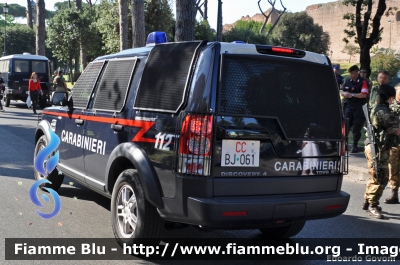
left=271, top=12, right=330, bottom=54
left=342, top=0, right=398, bottom=77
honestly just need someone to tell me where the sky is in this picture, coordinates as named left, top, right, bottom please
left=8, top=0, right=336, bottom=29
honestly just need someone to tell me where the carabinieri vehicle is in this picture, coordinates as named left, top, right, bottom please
left=34, top=31, right=350, bottom=245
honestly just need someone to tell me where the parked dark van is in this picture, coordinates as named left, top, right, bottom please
left=1, top=53, right=51, bottom=107
left=34, top=32, right=350, bottom=245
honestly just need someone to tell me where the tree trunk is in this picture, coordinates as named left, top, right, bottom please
left=119, top=0, right=129, bottom=50
left=75, top=0, right=82, bottom=10
left=27, top=0, right=33, bottom=29
left=80, top=43, right=87, bottom=70
left=36, top=0, right=46, bottom=56
left=175, top=0, right=196, bottom=42
left=216, top=0, right=222, bottom=41
left=74, top=54, right=80, bottom=82
left=68, top=0, right=72, bottom=8
left=359, top=45, right=372, bottom=78
left=131, top=0, right=146, bottom=48
left=68, top=59, right=73, bottom=85
left=204, top=0, right=208, bottom=20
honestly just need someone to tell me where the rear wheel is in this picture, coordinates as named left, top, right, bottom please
left=259, top=221, right=306, bottom=238
left=111, top=169, right=163, bottom=246
left=39, top=97, right=47, bottom=108
left=4, top=95, right=10, bottom=107
left=34, top=135, right=64, bottom=191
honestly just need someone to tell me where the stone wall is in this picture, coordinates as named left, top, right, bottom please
left=306, top=0, right=400, bottom=62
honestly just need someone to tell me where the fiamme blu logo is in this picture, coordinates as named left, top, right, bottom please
left=29, top=129, right=62, bottom=219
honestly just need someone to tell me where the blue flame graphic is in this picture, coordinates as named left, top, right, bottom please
left=30, top=129, right=62, bottom=219
left=29, top=179, right=62, bottom=219
left=35, top=130, right=60, bottom=176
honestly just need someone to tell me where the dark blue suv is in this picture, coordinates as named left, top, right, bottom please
left=34, top=32, right=350, bottom=246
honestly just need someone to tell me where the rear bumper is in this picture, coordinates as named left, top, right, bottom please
left=159, top=191, right=350, bottom=228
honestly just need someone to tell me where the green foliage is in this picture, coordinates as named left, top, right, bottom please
left=0, top=24, right=35, bottom=55
left=370, top=49, right=400, bottom=80
left=342, top=44, right=360, bottom=63
left=271, top=12, right=330, bottom=54
left=342, top=0, right=397, bottom=45
left=53, top=1, right=91, bottom=12
left=223, top=27, right=269, bottom=44
left=195, top=19, right=214, bottom=41
left=222, top=20, right=270, bottom=44
left=46, top=9, right=96, bottom=64
left=234, top=20, right=267, bottom=34
left=95, top=0, right=120, bottom=54
left=8, top=4, right=26, bottom=18
left=0, top=14, right=16, bottom=29
left=145, top=0, right=175, bottom=41
left=95, top=0, right=175, bottom=53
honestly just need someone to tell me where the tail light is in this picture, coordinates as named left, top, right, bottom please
left=178, top=114, right=213, bottom=176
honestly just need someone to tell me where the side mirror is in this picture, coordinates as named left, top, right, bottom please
left=52, top=91, right=68, bottom=106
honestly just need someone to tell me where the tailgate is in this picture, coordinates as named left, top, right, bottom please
left=212, top=54, right=343, bottom=196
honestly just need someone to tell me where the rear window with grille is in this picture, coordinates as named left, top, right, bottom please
left=93, top=59, right=137, bottom=112
left=71, top=61, right=105, bottom=109
left=134, top=41, right=203, bottom=113
left=218, top=54, right=342, bottom=140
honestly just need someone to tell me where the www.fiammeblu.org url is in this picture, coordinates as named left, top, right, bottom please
left=123, top=243, right=398, bottom=261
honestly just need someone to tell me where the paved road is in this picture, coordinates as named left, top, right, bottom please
left=1, top=102, right=399, bottom=265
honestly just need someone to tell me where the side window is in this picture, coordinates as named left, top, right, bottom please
left=4, top=60, right=9, bottom=72
left=32, top=61, right=46, bottom=73
left=0, top=61, right=4, bottom=72
left=70, top=61, right=106, bottom=109
left=92, top=58, right=137, bottom=112
left=134, top=41, right=203, bottom=113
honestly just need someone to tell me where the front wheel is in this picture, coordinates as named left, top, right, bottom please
left=111, top=169, right=163, bottom=246
left=39, top=97, right=47, bottom=108
left=4, top=95, right=10, bottom=107
left=34, top=135, right=64, bottom=191
left=259, top=221, right=306, bottom=238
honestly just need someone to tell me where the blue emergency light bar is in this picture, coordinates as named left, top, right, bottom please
left=231, top=41, right=245, bottom=44
left=146, top=31, right=168, bottom=46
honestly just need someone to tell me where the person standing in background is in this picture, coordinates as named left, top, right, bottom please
left=386, top=83, right=400, bottom=204
left=28, top=72, right=42, bottom=114
left=363, top=84, right=400, bottom=219
left=340, top=65, right=369, bottom=153
left=368, top=70, right=390, bottom=110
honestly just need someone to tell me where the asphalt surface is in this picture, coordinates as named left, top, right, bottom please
left=1, top=102, right=399, bottom=265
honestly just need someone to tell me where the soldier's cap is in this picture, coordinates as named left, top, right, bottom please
left=378, top=84, right=396, bottom=97
left=348, top=65, right=359, bottom=73
left=333, top=65, right=339, bottom=70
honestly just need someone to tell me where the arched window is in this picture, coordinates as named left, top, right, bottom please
left=396, top=11, right=400, bottom=22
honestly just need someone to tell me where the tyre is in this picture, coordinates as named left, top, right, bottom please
left=34, top=135, right=64, bottom=191
left=259, top=221, right=306, bottom=238
left=39, top=97, right=47, bottom=108
left=111, top=169, right=163, bottom=246
left=4, top=96, right=10, bottom=107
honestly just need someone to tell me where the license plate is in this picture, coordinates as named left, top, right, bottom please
left=221, top=140, right=260, bottom=167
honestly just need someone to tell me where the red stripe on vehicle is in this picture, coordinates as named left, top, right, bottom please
left=42, top=110, right=156, bottom=143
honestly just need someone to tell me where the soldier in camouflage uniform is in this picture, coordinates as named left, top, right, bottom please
left=368, top=70, right=390, bottom=110
left=386, top=84, right=400, bottom=204
left=363, top=84, right=400, bottom=219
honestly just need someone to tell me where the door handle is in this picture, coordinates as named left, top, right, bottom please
left=75, top=119, right=84, bottom=125
left=111, top=124, right=124, bottom=131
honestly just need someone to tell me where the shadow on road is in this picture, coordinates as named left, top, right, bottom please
left=58, top=176, right=111, bottom=211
